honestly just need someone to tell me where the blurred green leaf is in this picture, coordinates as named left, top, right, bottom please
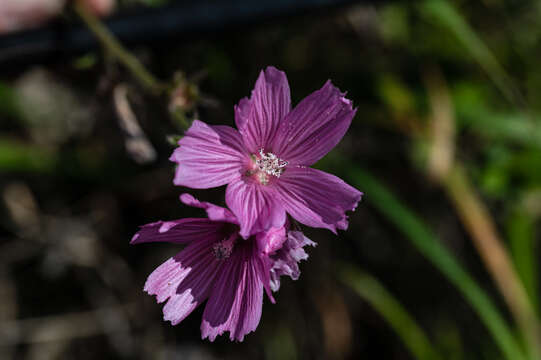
left=265, top=325, right=297, bottom=360
left=378, top=75, right=416, bottom=115
left=453, top=83, right=541, bottom=149
left=72, top=53, right=98, bottom=70
left=0, top=82, right=20, bottom=119
left=339, top=265, right=443, bottom=360
left=0, top=138, right=56, bottom=173
left=507, top=207, right=539, bottom=313
left=380, top=4, right=410, bottom=45
left=330, top=161, right=527, bottom=360
left=420, top=0, right=522, bottom=106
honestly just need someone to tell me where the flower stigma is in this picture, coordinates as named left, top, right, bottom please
left=212, top=233, right=237, bottom=260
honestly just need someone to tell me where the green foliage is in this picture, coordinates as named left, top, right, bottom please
left=507, top=206, right=539, bottom=313
left=328, top=160, right=528, bottom=360
left=0, top=138, right=56, bottom=173
left=339, top=265, right=443, bottom=360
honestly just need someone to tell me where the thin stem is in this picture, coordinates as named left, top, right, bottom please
left=444, top=164, right=540, bottom=360
left=74, top=1, right=164, bottom=94
left=339, top=264, right=444, bottom=360
left=337, top=163, right=528, bottom=360
left=423, top=66, right=540, bottom=359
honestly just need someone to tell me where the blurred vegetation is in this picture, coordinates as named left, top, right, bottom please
left=1, top=0, right=541, bottom=359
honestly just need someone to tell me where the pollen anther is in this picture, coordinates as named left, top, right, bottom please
left=255, top=149, right=288, bottom=178
left=212, top=234, right=237, bottom=260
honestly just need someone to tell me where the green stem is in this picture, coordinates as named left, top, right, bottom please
left=324, top=159, right=527, bottom=360
left=338, top=265, right=444, bottom=360
left=508, top=207, right=539, bottom=313
left=74, top=1, right=164, bottom=94
left=443, top=164, right=540, bottom=360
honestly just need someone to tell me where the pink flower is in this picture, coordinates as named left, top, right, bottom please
left=170, top=66, right=362, bottom=238
left=131, top=194, right=313, bottom=342
left=0, top=0, right=64, bottom=33
left=0, top=0, right=115, bottom=34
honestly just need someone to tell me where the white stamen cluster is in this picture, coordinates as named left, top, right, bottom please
left=255, top=149, right=288, bottom=178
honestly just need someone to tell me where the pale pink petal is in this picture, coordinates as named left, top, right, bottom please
left=271, top=81, right=356, bottom=166
left=163, top=251, right=223, bottom=325
left=269, top=230, right=316, bottom=292
left=131, top=218, right=224, bottom=245
left=201, top=243, right=265, bottom=341
left=180, top=193, right=238, bottom=224
left=144, top=235, right=223, bottom=325
left=235, top=67, right=291, bottom=153
left=226, top=177, right=286, bottom=239
left=276, top=167, right=362, bottom=232
left=170, top=120, right=247, bottom=188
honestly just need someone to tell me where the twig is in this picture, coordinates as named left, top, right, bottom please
left=443, top=164, right=540, bottom=359
left=73, top=1, right=165, bottom=94
left=424, top=67, right=455, bottom=181
left=113, top=84, right=157, bottom=164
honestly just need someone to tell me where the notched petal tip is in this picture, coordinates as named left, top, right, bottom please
left=262, top=66, right=288, bottom=83
left=271, top=79, right=356, bottom=166
left=130, top=220, right=165, bottom=245
left=236, top=66, right=291, bottom=153
left=131, top=218, right=224, bottom=245
left=277, top=167, right=361, bottom=233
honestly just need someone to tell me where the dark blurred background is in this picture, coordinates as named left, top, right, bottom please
left=1, top=0, right=541, bottom=359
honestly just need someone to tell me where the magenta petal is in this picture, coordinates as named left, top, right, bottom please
left=170, top=120, right=246, bottom=188
left=226, top=178, right=286, bottom=239
left=144, top=235, right=222, bottom=325
left=235, top=66, right=291, bottom=153
left=201, top=243, right=265, bottom=341
left=180, top=193, right=238, bottom=224
left=271, top=80, right=356, bottom=166
left=277, top=167, right=362, bottom=232
left=256, top=225, right=287, bottom=255
left=131, top=218, right=224, bottom=244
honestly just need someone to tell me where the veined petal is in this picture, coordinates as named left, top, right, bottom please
left=271, top=81, right=356, bottom=166
left=131, top=218, right=224, bottom=245
left=201, top=242, right=265, bottom=342
left=180, top=193, right=238, bottom=224
left=256, top=225, right=287, bottom=255
left=226, top=178, right=286, bottom=239
left=276, top=167, right=362, bottom=232
left=170, top=120, right=246, bottom=188
left=164, top=251, right=223, bottom=325
left=235, top=66, right=291, bottom=153
left=144, top=234, right=222, bottom=325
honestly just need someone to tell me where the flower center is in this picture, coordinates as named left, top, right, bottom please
left=251, top=149, right=288, bottom=185
left=212, top=233, right=237, bottom=260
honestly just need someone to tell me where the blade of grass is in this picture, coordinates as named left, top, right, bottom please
left=338, top=265, right=443, bottom=360
left=507, top=207, right=539, bottom=313
left=420, top=0, right=523, bottom=108
left=73, top=1, right=165, bottom=95
left=333, top=163, right=526, bottom=360
left=443, top=164, right=540, bottom=360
